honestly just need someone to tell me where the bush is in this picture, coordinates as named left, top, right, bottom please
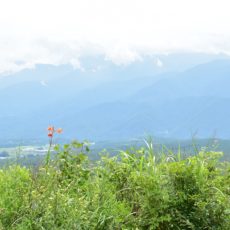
left=0, top=141, right=229, bottom=229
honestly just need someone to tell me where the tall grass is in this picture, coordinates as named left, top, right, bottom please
left=0, top=140, right=229, bottom=229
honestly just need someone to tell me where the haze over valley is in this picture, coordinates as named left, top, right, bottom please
left=1, top=53, right=230, bottom=143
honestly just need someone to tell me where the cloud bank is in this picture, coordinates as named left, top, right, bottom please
left=0, top=0, right=230, bottom=74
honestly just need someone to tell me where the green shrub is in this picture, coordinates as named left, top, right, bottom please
left=0, top=141, right=229, bottom=229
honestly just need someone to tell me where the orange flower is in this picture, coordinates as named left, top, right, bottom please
left=48, top=133, right=53, bottom=137
left=56, top=128, right=63, bottom=134
left=47, top=126, right=54, bottom=132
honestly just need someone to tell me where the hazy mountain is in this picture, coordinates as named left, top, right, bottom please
left=1, top=55, right=230, bottom=142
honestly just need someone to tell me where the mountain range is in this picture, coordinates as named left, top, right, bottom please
left=0, top=54, right=230, bottom=142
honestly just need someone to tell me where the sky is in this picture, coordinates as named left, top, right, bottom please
left=0, top=0, right=230, bottom=74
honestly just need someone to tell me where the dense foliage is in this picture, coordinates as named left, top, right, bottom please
left=0, top=141, right=229, bottom=229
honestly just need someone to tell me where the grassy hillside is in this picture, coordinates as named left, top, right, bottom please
left=0, top=140, right=229, bottom=229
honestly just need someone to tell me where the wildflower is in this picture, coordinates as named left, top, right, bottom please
left=56, top=128, right=63, bottom=134
left=46, top=125, right=62, bottom=167
left=47, top=126, right=62, bottom=137
left=47, top=126, right=54, bottom=132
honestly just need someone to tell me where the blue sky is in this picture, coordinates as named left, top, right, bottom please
left=0, top=0, right=230, bottom=74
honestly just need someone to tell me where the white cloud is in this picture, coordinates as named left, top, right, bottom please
left=69, top=59, right=85, bottom=71
left=154, top=58, right=163, bottom=68
left=105, top=46, right=142, bottom=66
left=0, top=0, right=230, bottom=74
left=91, top=65, right=103, bottom=73
left=0, top=39, right=85, bottom=74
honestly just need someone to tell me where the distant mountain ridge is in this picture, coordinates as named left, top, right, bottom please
left=1, top=55, right=230, bottom=142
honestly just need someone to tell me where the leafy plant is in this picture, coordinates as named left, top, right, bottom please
left=0, top=138, right=229, bottom=229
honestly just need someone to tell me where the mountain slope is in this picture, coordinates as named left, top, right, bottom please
left=1, top=58, right=230, bottom=141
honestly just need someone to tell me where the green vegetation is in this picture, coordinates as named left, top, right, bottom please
left=0, top=140, right=229, bottom=229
